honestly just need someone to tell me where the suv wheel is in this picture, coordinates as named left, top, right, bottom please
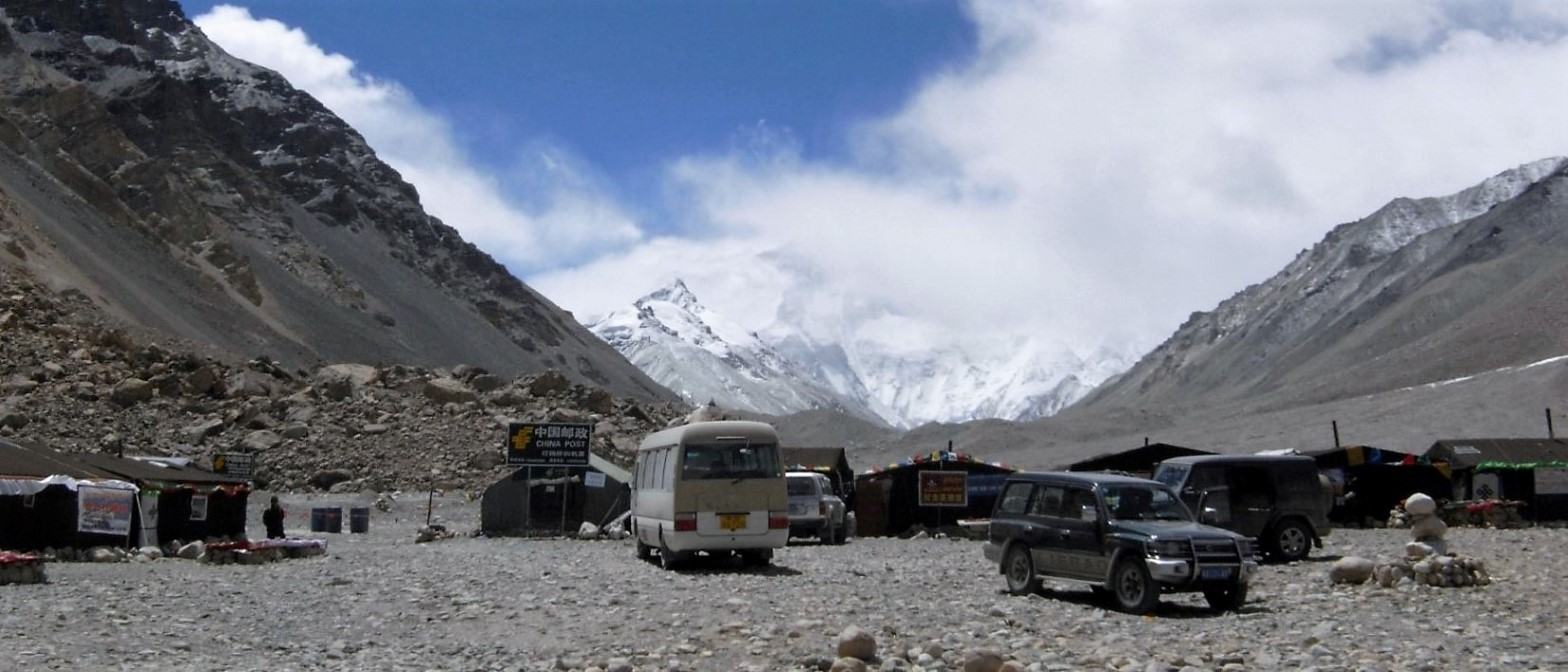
left=1002, top=545, right=1042, bottom=596
left=1110, top=557, right=1160, bottom=614
left=1268, top=519, right=1312, bottom=562
left=1203, top=580, right=1248, bottom=611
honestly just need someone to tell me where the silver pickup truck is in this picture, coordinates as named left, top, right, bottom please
left=786, top=471, right=847, bottom=544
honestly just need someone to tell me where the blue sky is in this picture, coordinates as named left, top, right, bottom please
left=185, top=1, right=1568, bottom=358
left=183, top=0, right=975, bottom=229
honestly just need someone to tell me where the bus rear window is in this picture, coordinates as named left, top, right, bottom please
left=682, top=443, right=781, bottom=480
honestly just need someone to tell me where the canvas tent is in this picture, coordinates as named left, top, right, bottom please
left=1064, top=443, right=1212, bottom=477
left=781, top=446, right=855, bottom=509
left=481, top=453, right=632, bottom=536
left=1303, top=445, right=1451, bottom=526
left=1425, top=439, right=1568, bottom=520
left=75, top=454, right=251, bottom=545
left=853, top=451, right=1016, bottom=537
left=0, top=438, right=138, bottom=551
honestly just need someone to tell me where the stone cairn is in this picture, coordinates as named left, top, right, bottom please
left=1332, top=493, right=1491, bottom=589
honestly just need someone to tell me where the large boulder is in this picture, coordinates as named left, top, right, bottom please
left=836, top=625, right=876, bottom=661
left=423, top=378, right=478, bottom=405
left=316, top=363, right=378, bottom=400
left=239, top=430, right=283, bottom=453
left=225, top=370, right=280, bottom=399
left=110, top=378, right=153, bottom=407
left=528, top=370, right=571, bottom=397
left=310, top=469, right=354, bottom=490
left=1329, top=556, right=1375, bottom=585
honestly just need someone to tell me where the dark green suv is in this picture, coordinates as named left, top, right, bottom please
left=983, top=471, right=1259, bottom=613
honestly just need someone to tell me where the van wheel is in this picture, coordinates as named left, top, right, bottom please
left=658, top=547, right=685, bottom=570
left=1268, top=519, right=1312, bottom=562
left=1111, top=557, right=1160, bottom=614
left=635, top=539, right=653, bottom=561
left=1002, top=545, right=1041, bottom=596
left=741, top=549, right=772, bottom=567
left=1203, top=580, right=1248, bottom=611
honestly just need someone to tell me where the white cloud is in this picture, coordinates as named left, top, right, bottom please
left=192, top=5, right=642, bottom=272
left=198, top=3, right=1568, bottom=360
left=545, top=0, right=1568, bottom=355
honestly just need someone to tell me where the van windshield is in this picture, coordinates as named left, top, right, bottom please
left=1152, top=464, right=1188, bottom=489
left=681, top=442, right=782, bottom=481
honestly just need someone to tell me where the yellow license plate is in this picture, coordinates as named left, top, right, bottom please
left=719, top=513, right=747, bottom=531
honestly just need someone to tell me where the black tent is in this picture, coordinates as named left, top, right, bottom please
left=0, top=438, right=139, bottom=551
left=1425, top=439, right=1568, bottom=520
left=853, top=451, right=1016, bottom=537
left=481, top=453, right=632, bottom=536
left=1303, top=445, right=1451, bottom=526
left=1064, top=443, right=1212, bottom=477
left=76, top=454, right=251, bottom=545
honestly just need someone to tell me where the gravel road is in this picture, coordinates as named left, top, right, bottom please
left=2, top=493, right=1565, bottom=671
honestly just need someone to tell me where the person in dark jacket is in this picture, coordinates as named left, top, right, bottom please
left=263, top=496, right=286, bottom=539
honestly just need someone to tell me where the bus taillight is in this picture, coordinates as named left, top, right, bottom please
left=768, top=511, right=789, bottom=529
left=674, top=513, right=697, bottom=532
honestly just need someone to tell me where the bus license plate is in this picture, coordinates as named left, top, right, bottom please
left=1201, top=567, right=1233, bottom=580
left=720, top=513, right=748, bottom=531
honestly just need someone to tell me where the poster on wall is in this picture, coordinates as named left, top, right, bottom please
left=190, top=494, right=208, bottom=522
left=78, top=485, right=135, bottom=537
left=138, top=491, right=160, bottom=548
left=1536, top=468, right=1568, bottom=495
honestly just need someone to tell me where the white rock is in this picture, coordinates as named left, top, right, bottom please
left=1329, top=556, right=1375, bottom=585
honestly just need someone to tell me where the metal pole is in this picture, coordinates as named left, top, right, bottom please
left=560, top=470, right=569, bottom=536
left=1548, top=408, right=1556, bottom=439
left=426, top=486, right=434, bottom=527
left=1332, top=420, right=1341, bottom=448
left=524, top=467, right=533, bottom=534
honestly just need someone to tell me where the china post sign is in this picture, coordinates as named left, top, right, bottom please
left=506, top=422, right=591, bottom=468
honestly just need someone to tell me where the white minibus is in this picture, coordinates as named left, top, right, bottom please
left=631, top=420, right=788, bottom=568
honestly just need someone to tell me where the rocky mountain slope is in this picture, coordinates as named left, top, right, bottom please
left=861, top=159, right=1568, bottom=469
left=0, top=265, right=690, bottom=491
left=0, top=0, right=673, bottom=402
left=1076, top=157, right=1568, bottom=413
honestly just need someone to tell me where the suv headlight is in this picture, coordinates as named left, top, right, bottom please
left=1146, top=539, right=1189, bottom=558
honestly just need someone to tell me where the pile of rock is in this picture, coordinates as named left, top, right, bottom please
left=0, top=551, right=46, bottom=585
left=1371, top=543, right=1492, bottom=588
left=414, top=524, right=459, bottom=544
left=0, top=271, right=693, bottom=493
left=1334, top=492, right=1492, bottom=590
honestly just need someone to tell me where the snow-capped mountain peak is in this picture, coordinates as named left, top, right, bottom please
left=590, top=280, right=886, bottom=423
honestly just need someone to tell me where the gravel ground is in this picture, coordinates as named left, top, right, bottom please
left=2, top=494, right=1566, bottom=671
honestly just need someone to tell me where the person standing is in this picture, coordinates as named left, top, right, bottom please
left=262, top=496, right=286, bottom=539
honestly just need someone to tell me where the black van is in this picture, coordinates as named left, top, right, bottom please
left=1152, top=455, right=1333, bottom=561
